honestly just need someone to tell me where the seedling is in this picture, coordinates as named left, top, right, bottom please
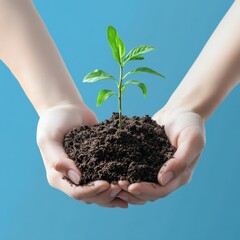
left=83, top=26, right=165, bottom=129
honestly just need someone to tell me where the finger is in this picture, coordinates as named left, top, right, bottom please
left=40, top=140, right=81, bottom=185
left=158, top=129, right=204, bottom=186
left=118, top=181, right=147, bottom=204
left=118, top=180, right=130, bottom=191
left=189, top=154, right=201, bottom=171
left=47, top=169, right=110, bottom=200
left=128, top=169, right=191, bottom=202
left=128, top=182, right=162, bottom=202
left=82, top=184, right=122, bottom=205
left=117, top=191, right=146, bottom=205
left=97, top=198, right=128, bottom=208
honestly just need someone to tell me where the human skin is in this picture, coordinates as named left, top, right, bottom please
left=1, top=0, right=239, bottom=208
left=117, top=0, right=240, bottom=203
left=0, top=0, right=143, bottom=208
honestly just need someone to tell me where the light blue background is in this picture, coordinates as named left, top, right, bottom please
left=0, top=0, right=239, bottom=239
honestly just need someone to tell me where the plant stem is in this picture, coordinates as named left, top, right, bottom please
left=118, top=65, right=123, bottom=129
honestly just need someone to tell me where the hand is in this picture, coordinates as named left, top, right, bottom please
left=118, top=108, right=205, bottom=203
left=37, top=103, right=127, bottom=208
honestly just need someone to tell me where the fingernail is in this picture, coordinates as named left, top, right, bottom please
left=161, top=171, right=174, bottom=186
left=67, top=170, right=80, bottom=185
left=110, top=189, right=120, bottom=198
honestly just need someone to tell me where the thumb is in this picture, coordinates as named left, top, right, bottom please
left=158, top=129, right=205, bottom=186
left=42, top=140, right=81, bottom=185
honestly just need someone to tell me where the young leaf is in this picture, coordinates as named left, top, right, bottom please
left=123, top=67, right=165, bottom=79
left=123, top=80, right=147, bottom=97
left=123, top=46, right=155, bottom=64
left=83, top=69, right=115, bottom=83
left=107, top=26, right=126, bottom=64
left=121, top=85, right=126, bottom=94
left=107, top=26, right=120, bottom=64
left=129, top=55, right=144, bottom=61
left=117, top=36, right=126, bottom=59
left=97, top=89, right=116, bottom=106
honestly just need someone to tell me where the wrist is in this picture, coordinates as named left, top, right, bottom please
left=157, top=92, right=209, bottom=124
left=37, top=97, right=85, bottom=117
left=156, top=104, right=200, bottom=123
left=163, top=99, right=207, bottom=120
left=164, top=75, right=239, bottom=120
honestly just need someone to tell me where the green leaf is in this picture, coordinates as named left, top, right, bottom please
left=83, top=69, right=115, bottom=83
left=121, top=85, right=126, bottom=94
left=117, top=36, right=126, bottom=59
left=123, top=80, right=147, bottom=97
left=128, top=55, right=144, bottom=61
left=123, top=46, right=155, bottom=63
left=123, top=67, right=165, bottom=79
left=107, top=26, right=126, bottom=64
left=97, top=89, right=116, bottom=106
left=107, top=26, right=120, bottom=64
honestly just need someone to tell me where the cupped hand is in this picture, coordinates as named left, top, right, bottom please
left=37, top=103, right=127, bottom=208
left=118, top=108, right=206, bottom=203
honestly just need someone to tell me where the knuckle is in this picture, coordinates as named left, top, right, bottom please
left=70, top=191, right=84, bottom=200
left=159, top=192, right=170, bottom=199
left=170, top=158, right=188, bottom=173
left=53, top=159, right=65, bottom=172
left=94, top=199, right=109, bottom=205
left=96, top=202, right=112, bottom=208
left=168, top=158, right=188, bottom=173
left=180, top=159, right=189, bottom=171
left=191, top=130, right=206, bottom=150
left=181, top=169, right=193, bottom=186
left=185, top=173, right=193, bottom=185
left=36, top=132, right=48, bottom=149
left=46, top=172, right=56, bottom=188
left=199, top=135, right=206, bottom=149
left=158, top=189, right=171, bottom=199
left=82, top=200, right=93, bottom=205
left=149, top=198, right=157, bottom=203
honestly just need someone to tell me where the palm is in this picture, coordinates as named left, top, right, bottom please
left=37, top=104, right=97, bottom=142
left=37, top=104, right=129, bottom=208
left=123, top=110, right=206, bottom=202
left=160, top=111, right=205, bottom=151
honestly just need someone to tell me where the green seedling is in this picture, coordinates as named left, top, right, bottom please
left=83, top=26, right=165, bottom=129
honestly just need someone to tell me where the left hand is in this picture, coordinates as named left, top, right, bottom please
left=37, top=103, right=127, bottom=208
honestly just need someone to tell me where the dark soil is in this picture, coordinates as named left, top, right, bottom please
left=64, top=113, right=176, bottom=186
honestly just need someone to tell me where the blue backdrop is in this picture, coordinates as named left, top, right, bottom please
left=0, top=0, right=239, bottom=239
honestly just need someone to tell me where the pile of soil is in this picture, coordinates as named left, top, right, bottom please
left=64, top=113, right=176, bottom=186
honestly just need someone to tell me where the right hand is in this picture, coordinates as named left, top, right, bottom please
left=37, top=103, right=127, bottom=208
left=119, top=108, right=206, bottom=203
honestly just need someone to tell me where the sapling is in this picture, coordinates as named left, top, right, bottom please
left=83, top=26, right=165, bottom=129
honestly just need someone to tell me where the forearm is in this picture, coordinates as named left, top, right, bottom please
left=165, top=0, right=240, bottom=119
left=0, top=0, right=83, bottom=116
